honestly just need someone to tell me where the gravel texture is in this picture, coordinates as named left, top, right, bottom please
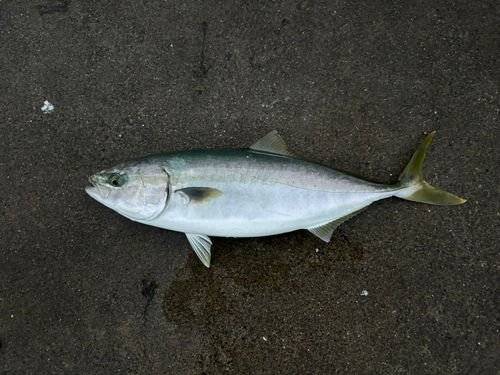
left=1, top=1, right=498, bottom=373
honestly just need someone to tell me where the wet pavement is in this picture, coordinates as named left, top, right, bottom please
left=1, top=1, right=499, bottom=373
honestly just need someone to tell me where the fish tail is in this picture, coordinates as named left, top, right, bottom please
left=395, top=132, right=466, bottom=205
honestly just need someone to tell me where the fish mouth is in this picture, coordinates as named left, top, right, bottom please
left=86, top=177, right=111, bottom=200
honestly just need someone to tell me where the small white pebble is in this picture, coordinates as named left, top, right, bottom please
left=361, top=290, right=369, bottom=296
left=41, top=100, right=54, bottom=114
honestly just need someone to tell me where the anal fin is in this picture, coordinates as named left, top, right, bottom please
left=308, top=208, right=366, bottom=242
left=185, top=233, right=212, bottom=267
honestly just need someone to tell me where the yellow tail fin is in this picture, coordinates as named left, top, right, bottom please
left=398, top=132, right=466, bottom=205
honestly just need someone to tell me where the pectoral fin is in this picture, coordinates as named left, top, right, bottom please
left=185, top=233, right=212, bottom=267
left=308, top=208, right=366, bottom=242
left=175, top=187, right=223, bottom=205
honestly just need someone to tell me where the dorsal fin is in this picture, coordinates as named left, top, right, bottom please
left=249, top=130, right=302, bottom=158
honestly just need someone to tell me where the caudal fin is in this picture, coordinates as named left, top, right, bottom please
left=397, top=132, right=466, bottom=205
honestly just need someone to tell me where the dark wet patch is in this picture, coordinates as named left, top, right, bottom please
left=141, top=278, right=158, bottom=303
left=195, top=22, right=213, bottom=79
left=163, top=230, right=366, bottom=371
left=217, top=229, right=366, bottom=291
left=163, top=230, right=366, bottom=325
left=35, top=0, right=70, bottom=16
left=141, top=278, right=158, bottom=315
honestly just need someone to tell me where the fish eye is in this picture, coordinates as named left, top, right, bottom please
left=108, top=173, right=126, bottom=187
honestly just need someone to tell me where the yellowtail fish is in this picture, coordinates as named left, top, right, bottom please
left=86, top=131, right=465, bottom=267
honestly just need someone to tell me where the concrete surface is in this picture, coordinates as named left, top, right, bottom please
left=1, top=0, right=499, bottom=373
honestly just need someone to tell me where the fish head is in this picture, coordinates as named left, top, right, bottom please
left=86, top=161, right=170, bottom=221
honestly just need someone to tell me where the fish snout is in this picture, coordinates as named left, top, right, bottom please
left=86, top=175, right=111, bottom=199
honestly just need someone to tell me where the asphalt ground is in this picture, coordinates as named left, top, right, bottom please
left=1, top=1, right=499, bottom=373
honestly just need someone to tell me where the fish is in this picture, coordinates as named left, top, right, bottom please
left=86, top=131, right=465, bottom=267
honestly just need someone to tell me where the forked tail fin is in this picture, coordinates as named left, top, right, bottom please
left=396, top=132, right=466, bottom=205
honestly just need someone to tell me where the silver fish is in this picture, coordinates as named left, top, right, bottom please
left=86, top=131, right=465, bottom=267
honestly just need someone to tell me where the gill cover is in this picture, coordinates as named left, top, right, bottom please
left=117, top=170, right=170, bottom=221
